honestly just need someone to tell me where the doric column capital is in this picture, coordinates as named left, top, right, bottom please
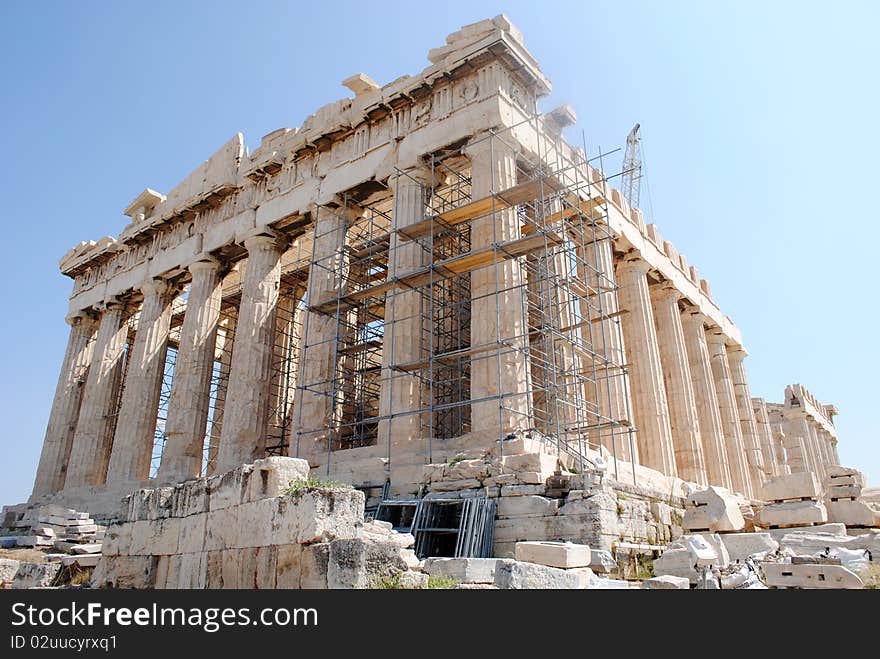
left=704, top=325, right=728, bottom=346
left=650, top=280, right=681, bottom=302
left=616, top=252, right=651, bottom=276
left=727, top=343, right=748, bottom=360
left=681, top=306, right=707, bottom=327
left=188, top=257, right=223, bottom=276
left=387, top=166, right=435, bottom=193
left=65, top=308, right=99, bottom=327
left=140, top=276, right=181, bottom=299
left=243, top=232, right=288, bottom=254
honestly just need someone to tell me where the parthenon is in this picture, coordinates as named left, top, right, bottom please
left=26, top=15, right=860, bottom=535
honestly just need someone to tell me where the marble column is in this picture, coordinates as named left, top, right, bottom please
left=650, top=282, right=706, bottom=484
left=267, top=288, right=302, bottom=457
left=681, top=310, right=732, bottom=489
left=751, top=398, right=780, bottom=477
left=464, top=136, right=532, bottom=437
left=31, top=312, right=99, bottom=496
left=830, top=437, right=841, bottom=466
left=64, top=302, right=129, bottom=488
left=106, top=280, right=177, bottom=483
left=205, top=311, right=236, bottom=476
left=378, top=169, right=431, bottom=451
left=158, top=259, right=224, bottom=481
left=727, top=347, right=766, bottom=488
left=771, top=425, right=791, bottom=475
left=293, top=204, right=352, bottom=459
left=216, top=235, right=285, bottom=473
left=615, top=255, right=677, bottom=477
left=781, top=410, right=812, bottom=474
left=706, top=330, right=752, bottom=498
left=581, top=235, right=637, bottom=464
left=805, top=420, right=827, bottom=482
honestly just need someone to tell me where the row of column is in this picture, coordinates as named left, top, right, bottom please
left=32, top=234, right=290, bottom=496
left=614, top=252, right=772, bottom=499
left=781, top=408, right=840, bottom=480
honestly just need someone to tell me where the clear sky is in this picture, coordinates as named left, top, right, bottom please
left=1, top=1, right=877, bottom=505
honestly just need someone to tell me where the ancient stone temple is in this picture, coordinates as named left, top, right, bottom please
left=29, top=15, right=850, bottom=522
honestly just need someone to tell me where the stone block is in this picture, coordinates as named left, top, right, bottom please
left=758, top=500, right=828, bottom=527
left=177, top=513, right=207, bottom=554
left=170, top=478, right=208, bottom=518
left=128, top=520, right=154, bottom=556
left=144, top=486, right=175, bottom=520
left=497, top=495, right=559, bottom=518
left=276, top=543, right=303, bottom=589
left=652, top=547, right=698, bottom=584
left=327, top=538, right=410, bottom=589
left=827, top=466, right=866, bottom=486
left=153, top=518, right=180, bottom=555
left=13, top=562, right=61, bottom=588
left=430, top=478, right=482, bottom=492
left=445, top=458, right=493, bottom=481
left=207, top=464, right=253, bottom=511
left=71, top=543, right=102, bottom=554
left=493, top=560, right=585, bottom=589
left=244, top=457, right=310, bottom=503
left=589, top=549, right=617, bottom=574
left=826, top=500, right=880, bottom=527
left=826, top=484, right=861, bottom=499
left=515, top=541, right=591, bottom=568
left=61, top=554, right=101, bottom=568
left=175, top=552, right=207, bottom=589
left=760, top=561, right=863, bottom=589
left=0, top=558, right=21, bottom=583
left=682, top=486, right=745, bottom=532
left=499, top=484, right=547, bottom=497
left=101, top=522, right=131, bottom=557
left=760, top=472, right=821, bottom=502
left=423, top=557, right=510, bottom=584
left=108, top=556, right=158, bottom=589
left=274, top=489, right=363, bottom=545
left=642, top=575, right=690, bottom=589
left=397, top=571, right=430, bottom=589
left=501, top=452, right=558, bottom=475
left=300, top=542, right=329, bottom=589
left=719, top=532, right=779, bottom=562
left=204, top=506, right=239, bottom=551
left=234, top=498, right=277, bottom=548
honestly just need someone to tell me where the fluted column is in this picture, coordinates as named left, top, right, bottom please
left=64, top=302, right=129, bottom=488
left=31, top=312, right=99, bottom=496
left=378, top=169, right=432, bottom=451
left=681, top=310, right=732, bottom=489
left=780, top=411, right=810, bottom=473
left=267, top=288, right=301, bottom=457
left=772, top=425, right=791, bottom=475
left=805, top=420, right=827, bottom=482
left=205, top=310, right=236, bottom=476
left=465, top=136, right=531, bottom=436
left=727, top=347, right=766, bottom=487
left=581, top=234, right=637, bottom=463
left=650, top=282, right=706, bottom=483
left=751, top=398, right=780, bottom=477
left=106, top=280, right=177, bottom=483
left=615, top=256, right=676, bottom=477
left=216, top=236, right=285, bottom=472
left=158, top=259, right=224, bottom=481
left=830, top=437, right=841, bottom=466
left=706, top=330, right=752, bottom=498
left=293, top=205, right=352, bottom=459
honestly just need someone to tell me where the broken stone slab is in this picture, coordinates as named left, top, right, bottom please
left=71, top=543, right=103, bottom=554
left=327, top=537, right=411, bottom=589
left=396, top=571, right=430, bottom=589
left=494, top=561, right=593, bottom=589
left=587, top=576, right=639, bottom=589
left=589, top=549, right=617, bottom=573
left=825, top=499, right=880, bottom=527
left=760, top=561, right=863, bottom=589
left=760, top=472, right=822, bottom=502
left=423, top=557, right=511, bottom=584
left=13, top=562, right=61, bottom=589
left=826, top=466, right=866, bottom=487
left=0, top=536, right=18, bottom=549
left=684, top=534, right=730, bottom=566
left=682, top=486, right=745, bottom=532
left=61, top=554, right=101, bottom=568
left=0, top=558, right=21, bottom=582
left=758, top=500, right=828, bottom=527
left=497, top=495, right=559, bottom=518
left=718, top=532, right=779, bottom=562
left=429, top=478, right=482, bottom=492
left=32, top=527, right=56, bottom=537
left=16, top=535, right=54, bottom=547
left=514, top=541, right=591, bottom=568
left=641, top=575, right=690, bottom=589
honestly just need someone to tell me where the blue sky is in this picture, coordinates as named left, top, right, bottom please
left=1, top=1, right=877, bottom=505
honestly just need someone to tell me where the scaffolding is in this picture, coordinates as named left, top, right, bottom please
left=292, top=111, right=639, bottom=484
